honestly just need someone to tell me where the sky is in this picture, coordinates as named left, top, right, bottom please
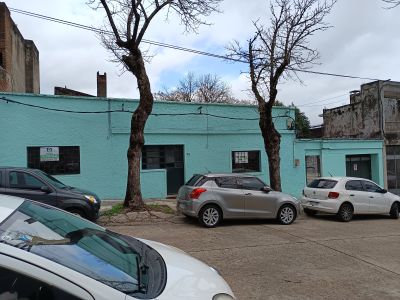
left=3, top=0, right=400, bottom=125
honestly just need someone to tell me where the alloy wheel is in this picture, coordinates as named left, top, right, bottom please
left=202, top=207, right=220, bottom=227
left=339, top=204, right=353, bottom=222
left=279, top=206, right=295, bottom=224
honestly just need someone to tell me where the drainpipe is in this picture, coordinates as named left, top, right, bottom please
left=378, top=80, right=391, bottom=189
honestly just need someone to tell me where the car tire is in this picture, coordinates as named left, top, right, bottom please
left=277, top=204, right=297, bottom=225
left=337, top=203, right=353, bottom=222
left=199, top=205, right=222, bottom=228
left=303, top=208, right=317, bottom=217
left=390, top=203, right=399, bottom=219
left=67, top=208, right=86, bottom=219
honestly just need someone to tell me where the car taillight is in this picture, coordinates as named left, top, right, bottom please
left=328, top=192, right=339, bottom=199
left=189, top=188, right=207, bottom=199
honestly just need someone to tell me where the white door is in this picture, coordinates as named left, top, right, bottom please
left=361, top=180, right=389, bottom=213
left=344, top=180, right=370, bottom=213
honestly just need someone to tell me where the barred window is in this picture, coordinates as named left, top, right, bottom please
left=232, top=151, right=261, bottom=173
left=27, top=146, right=80, bottom=175
left=305, top=155, right=321, bottom=184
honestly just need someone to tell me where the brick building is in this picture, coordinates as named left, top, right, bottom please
left=323, top=80, right=400, bottom=194
left=0, top=2, right=40, bottom=93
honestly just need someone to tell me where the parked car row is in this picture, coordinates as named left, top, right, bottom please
left=1, top=167, right=398, bottom=227
left=177, top=173, right=400, bottom=227
left=1, top=167, right=399, bottom=300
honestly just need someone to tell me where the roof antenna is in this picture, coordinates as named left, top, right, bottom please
left=204, top=166, right=211, bottom=173
left=328, top=172, right=333, bottom=177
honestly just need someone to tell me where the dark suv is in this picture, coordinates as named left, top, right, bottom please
left=0, top=167, right=101, bottom=220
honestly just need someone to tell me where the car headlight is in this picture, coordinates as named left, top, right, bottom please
left=84, top=195, right=97, bottom=204
left=213, top=294, right=235, bottom=300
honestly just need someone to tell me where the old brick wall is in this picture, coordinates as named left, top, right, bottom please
left=25, top=40, right=40, bottom=93
left=10, top=20, right=26, bottom=93
left=0, top=2, right=11, bottom=91
left=0, top=2, right=39, bottom=93
left=382, top=83, right=400, bottom=144
left=323, top=81, right=381, bottom=139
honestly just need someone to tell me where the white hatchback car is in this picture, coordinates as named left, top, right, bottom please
left=0, top=195, right=235, bottom=300
left=301, top=177, right=400, bottom=222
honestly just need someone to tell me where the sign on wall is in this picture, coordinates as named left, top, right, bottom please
left=40, top=147, right=59, bottom=162
left=234, top=151, right=248, bottom=164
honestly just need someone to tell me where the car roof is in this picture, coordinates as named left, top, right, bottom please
left=202, top=173, right=258, bottom=178
left=0, top=195, right=24, bottom=223
left=0, top=166, right=38, bottom=171
left=317, top=176, right=374, bottom=181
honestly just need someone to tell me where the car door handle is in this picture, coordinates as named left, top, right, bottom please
left=350, top=194, right=355, bottom=196
left=369, top=196, right=374, bottom=198
left=245, top=193, right=252, bottom=196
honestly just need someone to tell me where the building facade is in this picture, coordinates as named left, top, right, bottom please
left=324, top=80, right=400, bottom=194
left=0, top=92, right=384, bottom=199
left=0, top=2, right=40, bottom=93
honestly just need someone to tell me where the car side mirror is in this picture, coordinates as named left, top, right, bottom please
left=380, top=189, right=388, bottom=194
left=262, top=186, right=272, bottom=193
left=40, top=186, right=51, bottom=193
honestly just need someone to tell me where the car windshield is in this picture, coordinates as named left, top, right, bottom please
left=0, top=201, right=142, bottom=294
left=34, top=170, right=68, bottom=189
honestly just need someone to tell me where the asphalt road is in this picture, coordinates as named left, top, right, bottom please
left=108, top=214, right=400, bottom=300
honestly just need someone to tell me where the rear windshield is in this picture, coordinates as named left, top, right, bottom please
left=307, top=179, right=337, bottom=189
left=185, top=174, right=204, bottom=186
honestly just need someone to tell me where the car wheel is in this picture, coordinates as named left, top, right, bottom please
left=199, top=205, right=222, bottom=228
left=303, top=208, right=317, bottom=217
left=277, top=204, right=297, bottom=225
left=67, top=208, right=86, bottom=219
left=390, top=203, right=399, bottom=219
left=337, top=203, right=353, bottom=222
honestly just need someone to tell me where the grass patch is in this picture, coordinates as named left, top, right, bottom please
left=102, top=203, right=124, bottom=217
left=101, top=202, right=175, bottom=217
left=146, top=203, right=175, bottom=214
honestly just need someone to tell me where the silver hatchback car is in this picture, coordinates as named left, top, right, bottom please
left=177, top=173, right=300, bottom=227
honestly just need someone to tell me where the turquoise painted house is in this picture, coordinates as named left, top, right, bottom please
left=0, top=92, right=384, bottom=199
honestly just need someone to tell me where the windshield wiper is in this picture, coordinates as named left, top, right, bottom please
left=60, top=186, right=72, bottom=189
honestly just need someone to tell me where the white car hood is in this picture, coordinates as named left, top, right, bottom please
left=138, top=238, right=235, bottom=300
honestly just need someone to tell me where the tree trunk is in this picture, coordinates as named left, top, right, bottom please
left=259, top=103, right=282, bottom=191
left=123, top=48, right=154, bottom=209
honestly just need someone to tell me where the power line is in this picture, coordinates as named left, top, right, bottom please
left=8, top=8, right=245, bottom=63
left=295, top=93, right=349, bottom=107
left=10, top=7, right=380, bottom=81
left=0, top=96, right=298, bottom=121
left=0, top=96, right=261, bottom=120
left=299, top=98, right=348, bottom=108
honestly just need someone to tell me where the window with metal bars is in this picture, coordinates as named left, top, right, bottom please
left=232, top=150, right=261, bottom=173
left=27, top=146, right=80, bottom=175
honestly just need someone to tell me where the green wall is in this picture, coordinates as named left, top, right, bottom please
left=0, top=92, right=384, bottom=199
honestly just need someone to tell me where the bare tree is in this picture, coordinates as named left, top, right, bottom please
left=177, top=72, right=198, bottom=102
left=228, top=0, right=336, bottom=191
left=155, top=72, right=237, bottom=103
left=196, top=73, right=232, bottom=103
left=89, top=0, right=221, bottom=209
